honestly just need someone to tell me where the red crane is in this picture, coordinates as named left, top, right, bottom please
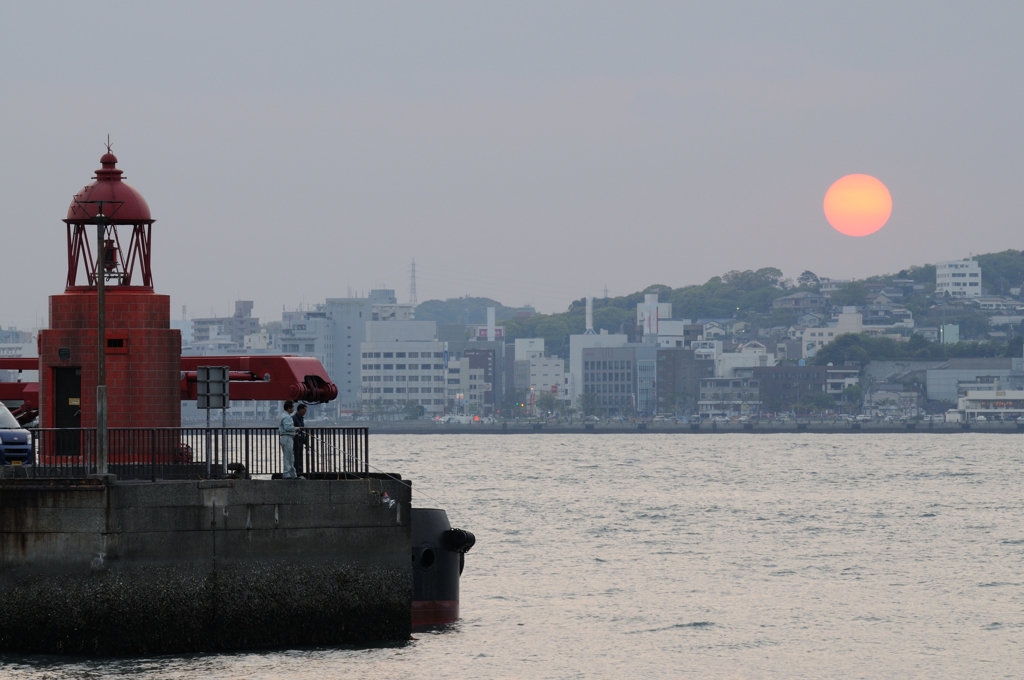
left=0, top=355, right=338, bottom=426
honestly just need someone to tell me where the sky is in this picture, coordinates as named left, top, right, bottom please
left=2, top=2, right=1023, bottom=329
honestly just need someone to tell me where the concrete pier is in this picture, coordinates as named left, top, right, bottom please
left=0, top=477, right=411, bottom=655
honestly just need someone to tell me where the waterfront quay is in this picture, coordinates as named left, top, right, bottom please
left=0, top=426, right=414, bottom=656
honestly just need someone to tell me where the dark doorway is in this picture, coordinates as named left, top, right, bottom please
left=53, top=367, right=81, bottom=455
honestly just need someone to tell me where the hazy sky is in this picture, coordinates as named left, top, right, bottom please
left=3, top=3, right=1023, bottom=329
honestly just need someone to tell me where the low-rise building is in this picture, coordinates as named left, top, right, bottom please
left=581, top=345, right=656, bottom=416
left=751, top=365, right=827, bottom=413
left=698, top=376, right=761, bottom=418
left=772, top=292, right=827, bottom=311
left=926, top=357, right=1024, bottom=402
left=652, top=320, right=703, bottom=349
left=656, top=348, right=715, bottom=414
left=825, top=366, right=861, bottom=400
left=956, top=389, right=1024, bottom=421
left=819, top=279, right=853, bottom=299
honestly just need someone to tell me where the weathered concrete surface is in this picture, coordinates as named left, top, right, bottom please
left=0, top=477, right=411, bottom=655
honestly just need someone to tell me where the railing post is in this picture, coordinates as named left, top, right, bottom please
left=151, top=428, right=157, bottom=483
left=221, top=408, right=228, bottom=478
left=245, top=428, right=250, bottom=477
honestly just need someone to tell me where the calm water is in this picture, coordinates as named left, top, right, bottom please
left=4, top=434, right=1024, bottom=679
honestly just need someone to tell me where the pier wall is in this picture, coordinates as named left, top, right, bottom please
left=0, top=477, right=411, bottom=655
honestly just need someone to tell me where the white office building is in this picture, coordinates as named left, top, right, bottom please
left=936, top=259, right=982, bottom=298
left=527, top=356, right=567, bottom=406
left=360, top=340, right=447, bottom=416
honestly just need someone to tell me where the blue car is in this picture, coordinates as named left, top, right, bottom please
left=0, top=402, right=32, bottom=465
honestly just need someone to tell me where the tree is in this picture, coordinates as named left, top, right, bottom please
left=502, top=389, right=528, bottom=417
left=830, top=281, right=868, bottom=307
left=842, top=384, right=864, bottom=410
left=797, top=270, right=820, bottom=287
left=798, top=391, right=835, bottom=414
left=403, top=400, right=425, bottom=420
left=1006, top=335, right=1024, bottom=358
left=976, top=250, right=1024, bottom=294
left=536, top=392, right=557, bottom=415
left=575, top=392, right=597, bottom=417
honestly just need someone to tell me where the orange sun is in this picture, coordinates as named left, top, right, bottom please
left=823, top=174, right=892, bottom=237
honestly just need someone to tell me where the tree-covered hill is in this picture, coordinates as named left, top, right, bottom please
left=414, top=249, right=1024, bottom=357
left=414, top=297, right=535, bottom=325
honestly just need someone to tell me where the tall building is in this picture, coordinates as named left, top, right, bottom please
left=936, top=259, right=982, bottom=298
left=279, top=290, right=409, bottom=409
left=463, top=347, right=498, bottom=414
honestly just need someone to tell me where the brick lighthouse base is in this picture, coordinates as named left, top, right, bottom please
left=38, top=288, right=181, bottom=430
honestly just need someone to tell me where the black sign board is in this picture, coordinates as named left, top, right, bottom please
left=197, top=366, right=231, bottom=410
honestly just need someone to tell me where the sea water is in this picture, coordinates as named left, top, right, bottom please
left=4, top=434, right=1023, bottom=679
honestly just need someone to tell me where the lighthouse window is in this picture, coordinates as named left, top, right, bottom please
left=106, top=336, right=128, bottom=354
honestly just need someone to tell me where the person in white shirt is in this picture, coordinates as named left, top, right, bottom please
left=278, top=400, right=299, bottom=479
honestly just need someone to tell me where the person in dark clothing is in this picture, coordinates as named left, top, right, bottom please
left=292, top=403, right=308, bottom=478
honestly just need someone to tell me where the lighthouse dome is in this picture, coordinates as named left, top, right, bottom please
left=65, top=153, right=153, bottom=224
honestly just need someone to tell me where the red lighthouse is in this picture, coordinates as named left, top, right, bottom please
left=38, top=151, right=181, bottom=432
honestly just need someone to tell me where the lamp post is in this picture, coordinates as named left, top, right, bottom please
left=95, top=208, right=108, bottom=475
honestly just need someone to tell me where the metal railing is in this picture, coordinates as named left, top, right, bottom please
left=25, top=427, right=369, bottom=480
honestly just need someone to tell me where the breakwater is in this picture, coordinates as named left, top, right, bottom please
left=0, top=476, right=411, bottom=655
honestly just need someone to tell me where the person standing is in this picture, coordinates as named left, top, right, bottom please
left=292, top=403, right=308, bottom=478
left=279, top=400, right=298, bottom=479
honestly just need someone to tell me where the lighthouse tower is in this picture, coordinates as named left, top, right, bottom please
left=38, top=151, right=181, bottom=430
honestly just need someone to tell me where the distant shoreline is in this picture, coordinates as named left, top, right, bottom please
left=360, top=422, right=1024, bottom=435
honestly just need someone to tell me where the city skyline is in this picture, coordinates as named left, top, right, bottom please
left=3, top=4, right=1024, bottom=329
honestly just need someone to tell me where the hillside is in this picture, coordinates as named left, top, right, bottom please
left=415, top=250, right=1024, bottom=358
